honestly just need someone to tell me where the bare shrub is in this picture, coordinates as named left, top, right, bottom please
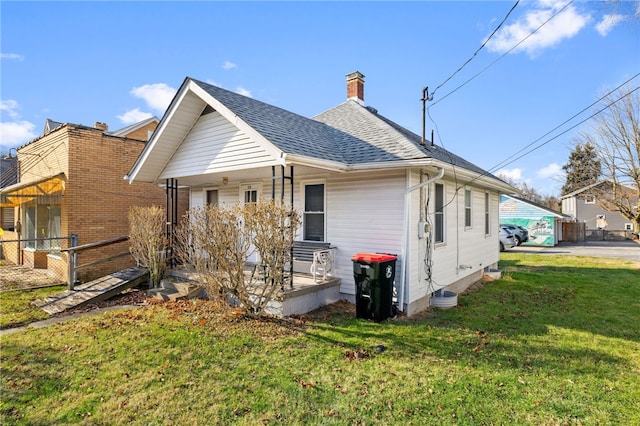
left=174, top=200, right=300, bottom=316
left=128, top=206, right=168, bottom=288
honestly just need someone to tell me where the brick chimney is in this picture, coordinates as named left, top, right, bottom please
left=346, top=71, right=365, bottom=103
left=94, top=122, right=108, bottom=131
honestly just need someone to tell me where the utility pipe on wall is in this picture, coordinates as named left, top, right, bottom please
left=399, top=167, right=444, bottom=312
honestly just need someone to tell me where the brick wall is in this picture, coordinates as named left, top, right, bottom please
left=65, top=127, right=167, bottom=281
left=15, top=124, right=188, bottom=283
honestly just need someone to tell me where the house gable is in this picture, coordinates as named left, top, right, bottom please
left=158, top=108, right=276, bottom=180
left=128, top=78, right=295, bottom=184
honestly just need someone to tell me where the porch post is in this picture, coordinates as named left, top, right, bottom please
left=289, top=166, right=294, bottom=288
left=165, top=178, right=179, bottom=269
left=271, top=166, right=276, bottom=200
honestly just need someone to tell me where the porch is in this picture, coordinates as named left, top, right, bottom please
left=166, top=267, right=342, bottom=318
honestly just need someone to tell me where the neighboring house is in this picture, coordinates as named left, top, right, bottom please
left=0, top=157, right=18, bottom=231
left=561, top=181, right=636, bottom=232
left=127, top=72, right=515, bottom=316
left=0, top=116, right=188, bottom=282
left=499, top=194, right=568, bottom=246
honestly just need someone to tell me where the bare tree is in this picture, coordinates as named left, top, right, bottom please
left=128, top=206, right=168, bottom=288
left=575, top=83, right=640, bottom=233
left=174, top=200, right=300, bottom=316
left=497, top=173, right=561, bottom=210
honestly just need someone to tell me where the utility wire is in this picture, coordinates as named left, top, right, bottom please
left=487, top=72, right=640, bottom=174
left=429, top=0, right=574, bottom=109
left=430, top=0, right=520, bottom=100
left=467, top=83, right=640, bottom=187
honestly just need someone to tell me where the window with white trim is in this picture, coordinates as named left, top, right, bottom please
left=240, top=183, right=260, bottom=205
left=484, top=192, right=490, bottom=235
left=464, top=189, right=472, bottom=228
left=434, top=183, right=445, bottom=243
left=625, top=223, right=633, bottom=231
left=303, top=183, right=325, bottom=241
left=206, top=189, right=218, bottom=206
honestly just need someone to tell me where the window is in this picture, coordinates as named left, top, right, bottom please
left=624, top=223, right=633, bottom=231
left=24, top=204, right=61, bottom=253
left=484, top=192, right=490, bottom=235
left=206, top=189, right=218, bottom=206
left=464, top=189, right=472, bottom=228
left=240, top=184, right=260, bottom=205
left=584, top=195, right=596, bottom=204
left=303, top=183, right=324, bottom=241
left=434, top=183, right=444, bottom=243
left=244, top=189, right=257, bottom=204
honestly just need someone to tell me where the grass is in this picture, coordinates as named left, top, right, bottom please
left=0, top=285, right=65, bottom=329
left=1, top=253, right=639, bottom=425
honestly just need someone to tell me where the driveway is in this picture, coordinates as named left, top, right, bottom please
left=508, top=240, right=640, bottom=262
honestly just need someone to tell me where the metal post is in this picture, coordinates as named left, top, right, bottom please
left=68, top=233, right=78, bottom=290
left=289, top=166, right=294, bottom=288
left=271, top=166, right=276, bottom=200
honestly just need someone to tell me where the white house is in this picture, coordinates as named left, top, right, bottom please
left=126, top=72, right=515, bottom=316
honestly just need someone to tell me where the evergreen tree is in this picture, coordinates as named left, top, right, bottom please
left=561, top=142, right=602, bottom=196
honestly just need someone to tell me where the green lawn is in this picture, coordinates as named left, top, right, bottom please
left=0, top=285, right=65, bottom=329
left=1, top=253, right=639, bottom=425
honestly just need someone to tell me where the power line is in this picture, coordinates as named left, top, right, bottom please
left=466, top=81, right=640, bottom=187
left=487, top=72, right=640, bottom=174
left=429, top=0, right=575, bottom=109
left=430, top=0, right=520, bottom=100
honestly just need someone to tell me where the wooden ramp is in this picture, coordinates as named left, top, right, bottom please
left=33, top=267, right=149, bottom=315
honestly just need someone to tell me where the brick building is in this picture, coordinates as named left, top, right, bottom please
left=0, top=117, right=189, bottom=282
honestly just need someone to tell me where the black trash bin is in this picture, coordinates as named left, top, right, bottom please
left=351, top=253, right=397, bottom=322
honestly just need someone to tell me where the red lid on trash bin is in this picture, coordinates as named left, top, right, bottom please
left=351, top=253, right=397, bottom=262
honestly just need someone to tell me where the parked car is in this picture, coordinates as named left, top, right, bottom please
left=500, top=224, right=529, bottom=245
left=499, top=226, right=518, bottom=251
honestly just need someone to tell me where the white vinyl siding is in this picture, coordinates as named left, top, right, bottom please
left=160, top=111, right=275, bottom=180
left=322, top=170, right=405, bottom=296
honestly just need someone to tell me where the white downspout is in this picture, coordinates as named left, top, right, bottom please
left=399, top=167, right=444, bottom=312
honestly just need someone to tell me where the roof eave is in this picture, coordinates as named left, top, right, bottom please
left=126, top=78, right=195, bottom=184
left=283, top=153, right=347, bottom=172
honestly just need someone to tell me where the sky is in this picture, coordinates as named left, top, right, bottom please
left=1, top=1, right=639, bottom=196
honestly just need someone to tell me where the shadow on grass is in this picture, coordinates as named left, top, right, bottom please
left=299, top=259, right=639, bottom=379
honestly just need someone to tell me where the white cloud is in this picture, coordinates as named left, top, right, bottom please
left=235, top=87, right=252, bottom=97
left=0, top=121, right=37, bottom=145
left=1, top=100, right=20, bottom=119
left=536, top=162, right=563, bottom=179
left=596, top=14, right=625, bottom=36
left=130, top=83, right=177, bottom=113
left=497, top=167, right=524, bottom=181
left=117, top=108, right=154, bottom=125
left=222, top=61, right=237, bottom=70
left=1, top=53, right=25, bottom=61
left=487, top=1, right=590, bottom=57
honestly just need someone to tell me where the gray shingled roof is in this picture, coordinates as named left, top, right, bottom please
left=193, top=78, right=494, bottom=175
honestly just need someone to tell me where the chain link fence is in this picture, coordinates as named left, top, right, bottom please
left=0, top=233, right=138, bottom=290
left=0, top=234, right=70, bottom=290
